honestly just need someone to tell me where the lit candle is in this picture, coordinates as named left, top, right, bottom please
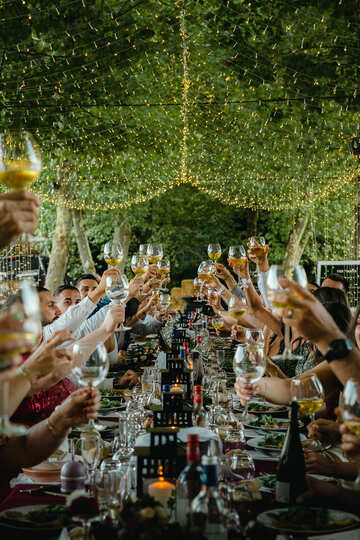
left=170, top=383, right=183, bottom=393
left=148, top=469, right=175, bottom=506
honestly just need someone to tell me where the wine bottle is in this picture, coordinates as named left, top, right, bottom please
left=193, top=385, right=208, bottom=427
left=176, top=434, right=203, bottom=527
left=190, top=455, right=227, bottom=539
left=276, top=401, right=307, bottom=504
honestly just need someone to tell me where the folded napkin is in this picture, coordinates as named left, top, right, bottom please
left=135, top=426, right=220, bottom=447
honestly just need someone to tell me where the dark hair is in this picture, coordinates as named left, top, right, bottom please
left=322, top=302, right=351, bottom=334
left=75, top=274, right=99, bottom=286
left=314, top=286, right=348, bottom=306
left=323, top=273, right=349, bottom=292
left=55, top=284, right=79, bottom=296
left=37, top=286, right=49, bottom=294
left=308, top=282, right=320, bottom=290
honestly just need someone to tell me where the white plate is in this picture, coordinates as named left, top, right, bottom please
left=245, top=417, right=290, bottom=432
left=235, top=403, right=288, bottom=415
left=257, top=507, right=359, bottom=535
left=247, top=434, right=306, bottom=452
left=0, top=504, right=67, bottom=531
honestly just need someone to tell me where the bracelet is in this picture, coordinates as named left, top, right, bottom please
left=16, top=365, right=35, bottom=384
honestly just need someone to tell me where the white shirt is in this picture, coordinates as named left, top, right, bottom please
left=42, top=296, right=96, bottom=341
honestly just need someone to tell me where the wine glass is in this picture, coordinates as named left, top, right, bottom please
left=211, top=316, right=224, bottom=331
left=159, top=291, right=171, bottom=310
left=228, top=295, right=248, bottom=323
left=80, top=430, right=102, bottom=494
left=72, top=343, right=109, bottom=432
left=233, top=344, right=266, bottom=422
left=193, top=277, right=202, bottom=300
left=0, top=279, right=42, bottom=436
left=228, top=246, right=247, bottom=283
left=147, top=244, right=163, bottom=264
left=249, top=236, right=266, bottom=256
left=157, top=258, right=170, bottom=282
left=139, top=244, right=149, bottom=256
left=291, top=374, right=326, bottom=452
left=197, top=260, right=215, bottom=283
left=208, top=243, right=222, bottom=261
left=105, top=274, right=131, bottom=331
left=0, top=131, right=41, bottom=242
left=104, top=241, right=123, bottom=268
left=131, top=254, right=148, bottom=277
left=341, top=379, right=360, bottom=488
left=266, top=264, right=308, bottom=362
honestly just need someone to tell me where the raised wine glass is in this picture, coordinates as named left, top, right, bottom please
left=104, top=241, right=123, bottom=268
left=228, top=295, right=248, bottom=324
left=208, top=243, right=222, bottom=261
left=228, top=246, right=247, bottom=284
left=147, top=244, right=163, bottom=264
left=291, top=374, right=325, bottom=452
left=0, top=279, right=42, bottom=436
left=0, top=131, right=41, bottom=242
left=159, top=291, right=171, bottom=310
left=131, top=254, right=148, bottom=277
left=73, top=343, right=109, bottom=433
left=105, top=274, right=131, bottom=331
left=340, top=378, right=360, bottom=488
left=266, top=264, right=308, bottom=362
left=157, top=258, right=170, bottom=280
left=248, top=236, right=266, bottom=256
left=233, top=343, right=266, bottom=422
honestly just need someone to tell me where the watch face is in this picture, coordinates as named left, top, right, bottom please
left=328, top=339, right=352, bottom=361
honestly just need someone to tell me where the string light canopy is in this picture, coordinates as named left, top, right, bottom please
left=0, top=0, right=357, bottom=211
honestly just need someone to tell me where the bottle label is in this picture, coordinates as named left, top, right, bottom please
left=275, top=481, right=290, bottom=503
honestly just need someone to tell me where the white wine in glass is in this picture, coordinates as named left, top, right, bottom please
left=233, top=344, right=265, bottom=421
left=104, top=241, right=123, bottom=267
left=0, top=131, right=41, bottom=190
left=147, top=244, right=163, bottom=264
left=208, top=243, right=221, bottom=261
left=131, top=254, right=148, bottom=276
left=228, top=295, right=248, bottom=321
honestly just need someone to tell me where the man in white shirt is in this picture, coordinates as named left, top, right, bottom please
left=56, top=285, right=81, bottom=314
left=39, top=268, right=120, bottom=341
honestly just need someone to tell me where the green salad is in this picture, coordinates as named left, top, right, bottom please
left=100, top=398, right=123, bottom=409
left=249, top=414, right=285, bottom=429
left=258, top=433, right=285, bottom=449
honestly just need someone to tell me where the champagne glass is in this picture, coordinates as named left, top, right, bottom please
left=233, top=344, right=266, bottom=422
left=72, top=343, right=109, bottom=432
left=104, top=241, right=123, bottom=268
left=208, top=243, right=222, bottom=261
left=249, top=236, right=266, bottom=256
left=0, top=280, right=42, bottom=436
left=228, top=246, right=247, bottom=284
left=147, top=244, right=163, bottom=264
left=105, top=274, right=131, bottom=331
left=266, top=264, right=307, bottom=362
left=0, top=131, right=41, bottom=242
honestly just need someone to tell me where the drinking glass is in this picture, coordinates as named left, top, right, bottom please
left=193, top=277, right=202, bottom=299
left=147, top=244, right=163, bottom=264
left=227, top=452, right=255, bottom=480
left=139, top=244, right=149, bottom=256
left=72, top=343, right=109, bottom=432
left=208, top=243, right=222, bottom=261
left=197, top=260, right=215, bottom=283
left=104, top=241, right=123, bottom=267
left=80, top=431, right=101, bottom=493
left=233, top=344, right=266, bottom=421
left=211, top=317, right=224, bottom=331
left=228, top=246, right=247, bottom=283
left=291, top=374, right=325, bottom=452
left=159, top=291, right=171, bottom=310
left=105, top=274, right=131, bottom=331
left=248, top=236, right=266, bottom=256
left=0, top=280, right=42, bottom=436
left=157, top=258, right=170, bottom=278
left=341, top=379, right=360, bottom=487
left=228, top=295, right=248, bottom=323
left=223, top=429, right=246, bottom=454
left=131, top=254, right=148, bottom=277
left=266, top=264, right=308, bottom=362
left=113, top=412, right=133, bottom=459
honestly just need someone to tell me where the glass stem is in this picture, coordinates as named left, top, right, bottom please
left=242, top=399, right=250, bottom=421
left=0, top=381, right=9, bottom=426
left=283, top=324, right=291, bottom=355
left=83, top=519, right=91, bottom=540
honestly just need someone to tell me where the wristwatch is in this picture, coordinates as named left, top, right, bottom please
left=324, top=338, right=353, bottom=363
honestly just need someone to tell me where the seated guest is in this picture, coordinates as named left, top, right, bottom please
left=321, top=273, right=348, bottom=294
left=55, top=284, right=81, bottom=314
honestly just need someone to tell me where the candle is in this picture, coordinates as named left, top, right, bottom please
left=148, top=475, right=175, bottom=506
left=170, top=383, right=182, bottom=393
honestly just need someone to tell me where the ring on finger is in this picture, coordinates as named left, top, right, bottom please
left=286, top=309, right=293, bottom=318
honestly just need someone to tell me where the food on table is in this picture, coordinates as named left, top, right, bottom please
left=249, top=414, right=287, bottom=429
left=2, top=505, right=69, bottom=527
left=231, top=480, right=262, bottom=502
left=260, top=474, right=276, bottom=490
left=100, top=389, right=124, bottom=398
left=100, top=398, right=124, bottom=409
left=267, top=507, right=357, bottom=532
left=258, top=433, right=286, bottom=449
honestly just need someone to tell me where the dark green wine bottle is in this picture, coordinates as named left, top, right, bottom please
left=276, top=401, right=307, bottom=504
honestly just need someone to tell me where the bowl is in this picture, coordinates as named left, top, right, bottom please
left=22, top=460, right=64, bottom=483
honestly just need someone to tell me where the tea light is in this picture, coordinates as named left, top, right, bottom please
left=148, top=468, right=175, bottom=506
left=170, top=383, right=182, bottom=393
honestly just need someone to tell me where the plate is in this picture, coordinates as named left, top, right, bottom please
left=245, top=416, right=290, bottom=432
left=0, top=504, right=69, bottom=532
left=235, top=402, right=288, bottom=415
left=257, top=507, right=359, bottom=535
left=247, top=433, right=306, bottom=452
